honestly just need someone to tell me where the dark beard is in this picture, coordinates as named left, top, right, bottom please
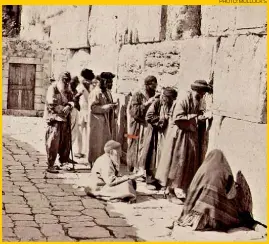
left=147, top=89, right=155, bottom=98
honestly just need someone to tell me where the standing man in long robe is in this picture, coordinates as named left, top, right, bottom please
left=155, top=80, right=211, bottom=204
left=87, top=76, right=118, bottom=166
left=139, top=87, right=178, bottom=187
left=75, top=69, right=95, bottom=159
left=44, top=71, right=74, bottom=173
left=100, top=72, right=118, bottom=141
left=126, top=76, right=158, bottom=174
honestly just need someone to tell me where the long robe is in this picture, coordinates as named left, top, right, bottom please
left=87, top=154, right=136, bottom=202
left=177, top=149, right=246, bottom=231
left=139, top=99, right=171, bottom=175
left=88, top=87, right=112, bottom=163
left=155, top=91, right=199, bottom=192
left=105, top=90, right=117, bottom=141
left=126, top=90, right=151, bottom=171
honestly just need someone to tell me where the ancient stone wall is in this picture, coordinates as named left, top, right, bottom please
left=7, top=5, right=267, bottom=223
left=2, top=37, right=51, bottom=115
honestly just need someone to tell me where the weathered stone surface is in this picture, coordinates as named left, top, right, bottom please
left=10, top=214, right=34, bottom=221
left=14, top=227, right=43, bottom=241
left=88, top=6, right=128, bottom=46
left=95, top=217, right=131, bottom=227
left=52, top=211, right=82, bottom=216
left=127, top=6, right=162, bottom=43
left=81, top=199, right=105, bottom=209
left=64, top=221, right=96, bottom=228
left=108, top=226, right=137, bottom=238
left=40, top=224, right=65, bottom=236
left=35, top=214, right=58, bottom=224
left=15, top=221, right=38, bottom=227
left=68, top=226, right=111, bottom=239
left=201, top=6, right=237, bottom=36
left=3, top=195, right=26, bottom=204
left=5, top=205, right=31, bottom=214
left=52, top=205, right=84, bottom=211
left=166, top=6, right=201, bottom=40
left=207, top=116, right=266, bottom=225
left=47, top=236, right=74, bottom=241
left=201, top=6, right=266, bottom=36
left=213, top=35, right=266, bottom=123
left=82, top=209, right=109, bottom=219
left=3, top=228, right=16, bottom=237
left=31, top=208, right=51, bottom=214
left=59, top=215, right=93, bottom=223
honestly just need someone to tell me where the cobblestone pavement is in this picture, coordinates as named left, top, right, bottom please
left=2, top=116, right=266, bottom=241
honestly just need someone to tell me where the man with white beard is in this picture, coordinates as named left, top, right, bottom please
left=44, top=71, right=74, bottom=174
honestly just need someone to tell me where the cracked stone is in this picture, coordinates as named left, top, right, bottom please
left=14, top=227, right=43, bottom=241
left=52, top=205, right=85, bottom=211
left=59, top=215, right=93, bottom=223
left=35, top=214, right=58, bottom=224
left=47, top=196, right=80, bottom=202
left=2, top=196, right=26, bottom=204
left=52, top=211, right=82, bottom=216
left=40, top=224, right=65, bottom=236
left=52, top=201, right=83, bottom=207
left=95, top=217, right=132, bottom=227
left=20, top=186, right=39, bottom=193
left=5, top=205, right=31, bottom=214
left=15, top=221, right=38, bottom=227
left=82, top=209, right=109, bottom=219
left=3, top=227, right=16, bottom=237
left=47, top=236, right=74, bottom=241
left=80, top=238, right=136, bottom=242
left=108, top=227, right=137, bottom=238
left=63, top=221, right=96, bottom=228
left=32, top=208, right=52, bottom=214
left=81, top=199, right=105, bottom=209
left=68, top=226, right=111, bottom=239
left=10, top=214, right=34, bottom=221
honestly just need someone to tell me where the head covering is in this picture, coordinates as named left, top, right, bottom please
left=81, top=68, right=95, bottom=81
left=191, top=80, right=211, bottom=93
left=59, top=71, right=71, bottom=81
left=104, top=140, right=121, bottom=153
left=144, top=75, right=157, bottom=85
left=163, top=87, right=178, bottom=99
left=49, top=75, right=55, bottom=82
left=100, top=72, right=115, bottom=80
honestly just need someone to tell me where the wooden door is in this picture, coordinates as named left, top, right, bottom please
left=7, top=63, right=36, bottom=110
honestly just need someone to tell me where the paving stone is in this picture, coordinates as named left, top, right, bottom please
left=63, top=221, right=96, bottom=228
left=43, top=191, right=69, bottom=197
left=108, top=226, right=138, bottom=238
left=52, top=211, right=82, bottom=216
left=52, top=201, right=83, bottom=207
left=5, top=205, right=31, bottom=214
left=14, top=227, right=43, bottom=241
left=2, top=227, right=16, bottom=237
left=13, top=182, right=33, bottom=186
left=95, top=217, right=132, bottom=227
left=32, top=208, right=52, bottom=214
left=47, top=196, right=81, bottom=201
left=81, top=199, right=105, bottom=209
left=2, top=237, right=20, bottom=242
left=79, top=238, right=136, bottom=242
left=2, top=195, right=26, bottom=204
left=47, top=236, right=75, bottom=241
left=82, top=209, right=109, bottom=219
left=35, top=214, right=58, bottom=224
left=40, top=224, right=65, bottom=236
left=20, top=186, right=39, bottom=193
left=59, top=215, right=94, bottom=223
left=68, top=226, right=111, bottom=239
left=52, top=205, right=85, bottom=211
left=15, top=221, right=38, bottom=227
left=10, top=214, right=34, bottom=221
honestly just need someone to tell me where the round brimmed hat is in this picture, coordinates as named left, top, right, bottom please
left=144, top=75, right=157, bottom=85
left=81, top=69, right=95, bottom=80
left=191, top=80, right=211, bottom=93
left=104, top=140, right=121, bottom=152
left=100, top=72, right=115, bottom=80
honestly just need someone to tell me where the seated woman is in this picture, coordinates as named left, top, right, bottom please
left=177, top=149, right=266, bottom=232
left=85, top=140, right=143, bottom=203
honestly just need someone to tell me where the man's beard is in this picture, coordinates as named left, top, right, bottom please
left=146, top=88, right=155, bottom=97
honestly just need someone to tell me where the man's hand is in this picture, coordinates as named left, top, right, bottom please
left=63, top=105, right=72, bottom=115
left=102, top=104, right=114, bottom=111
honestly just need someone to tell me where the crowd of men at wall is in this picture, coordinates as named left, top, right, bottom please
left=44, top=69, right=265, bottom=232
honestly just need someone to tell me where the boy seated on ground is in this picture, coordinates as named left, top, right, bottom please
left=85, top=140, right=143, bottom=203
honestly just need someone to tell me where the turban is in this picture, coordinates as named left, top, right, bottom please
left=191, top=80, right=211, bottom=93
left=100, top=72, right=115, bottom=80
left=59, top=71, right=71, bottom=81
left=49, top=76, right=55, bottom=82
left=81, top=68, right=95, bottom=81
left=144, top=75, right=157, bottom=85
left=104, top=140, right=121, bottom=153
left=163, top=87, right=178, bottom=99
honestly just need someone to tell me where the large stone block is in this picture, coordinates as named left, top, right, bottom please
left=207, top=116, right=266, bottom=225
left=213, top=35, right=266, bottom=123
left=88, top=6, right=128, bottom=46
left=117, top=44, right=146, bottom=94
left=201, top=6, right=267, bottom=36
left=166, top=5, right=201, bottom=40
left=127, top=6, right=162, bottom=43
left=177, top=37, right=216, bottom=91
left=50, top=6, right=89, bottom=48
left=201, top=6, right=237, bottom=36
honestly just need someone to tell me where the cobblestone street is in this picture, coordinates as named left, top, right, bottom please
left=2, top=116, right=266, bottom=241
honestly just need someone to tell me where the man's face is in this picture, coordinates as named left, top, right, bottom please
left=109, top=148, right=122, bottom=170
left=194, top=90, right=206, bottom=101
left=160, top=94, right=169, bottom=105
left=60, top=78, right=71, bottom=90
left=146, top=82, right=157, bottom=93
left=106, top=79, right=113, bottom=90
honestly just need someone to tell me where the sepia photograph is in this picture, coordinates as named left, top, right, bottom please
left=2, top=4, right=267, bottom=241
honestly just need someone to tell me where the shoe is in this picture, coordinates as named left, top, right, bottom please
left=46, top=167, right=59, bottom=174
left=68, top=158, right=78, bottom=164
left=84, top=187, right=96, bottom=198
